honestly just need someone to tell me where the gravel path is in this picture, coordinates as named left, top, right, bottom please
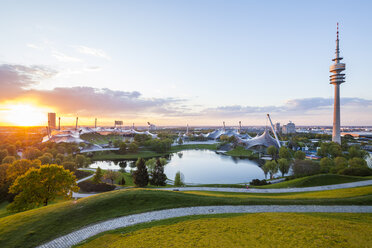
left=37, top=205, right=372, bottom=248
left=162, top=179, right=372, bottom=193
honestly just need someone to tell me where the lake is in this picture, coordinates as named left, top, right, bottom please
left=89, top=149, right=266, bottom=184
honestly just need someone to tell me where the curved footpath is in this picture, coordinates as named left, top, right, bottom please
left=37, top=205, right=372, bottom=248
left=162, top=179, right=372, bottom=193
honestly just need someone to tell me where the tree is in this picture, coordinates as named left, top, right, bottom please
left=119, top=142, right=127, bottom=154
left=0, top=149, right=8, bottom=163
left=7, top=145, right=17, bottom=156
left=262, top=162, right=270, bottom=179
left=0, top=163, right=11, bottom=202
left=320, top=157, right=334, bottom=173
left=75, top=154, right=86, bottom=168
left=278, top=158, right=290, bottom=177
left=6, top=159, right=39, bottom=182
left=103, top=170, right=121, bottom=184
left=2, top=156, right=15, bottom=164
left=119, top=177, right=126, bottom=185
left=133, top=158, right=149, bottom=187
left=294, top=151, right=306, bottom=160
left=145, top=157, right=167, bottom=174
left=128, top=143, right=139, bottom=153
left=331, top=156, right=348, bottom=173
left=174, top=171, right=184, bottom=186
left=329, top=143, right=342, bottom=158
left=7, top=164, right=78, bottom=212
left=266, top=160, right=278, bottom=179
left=349, top=157, right=367, bottom=168
left=92, top=167, right=104, bottom=183
left=178, top=138, right=183, bottom=145
left=38, top=155, right=52, bottom=165
left=62, top=161, right=77, bottom=172
left=267, top=146, right=278, bottom=160
left=150, top=158, right=167, bottom=186
left=279, top=147, right=291, bottom=160
left=23, top=147, right=42, bottom=160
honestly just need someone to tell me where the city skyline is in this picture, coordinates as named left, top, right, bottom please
left=0, top=0, right=372, bottom=126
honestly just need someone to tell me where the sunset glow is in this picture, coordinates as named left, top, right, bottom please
left=3, top=104, right=50, bottom=126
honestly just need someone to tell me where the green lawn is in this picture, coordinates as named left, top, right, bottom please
left=80, top=133, right=124, bottom=145
left=1, top=188, right=372, bottom=248
left=225, top=146, right=259, bottom=159
left=0, top=202, right=10, bottom=218
left=256, top=174, right=371, bottom=189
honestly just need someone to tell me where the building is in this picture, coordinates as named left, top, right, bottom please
left=330, top=23, right=346, bottom=144
left=48, top=113, right=56, bottom=129
left=282, top=121, right=296, bottom=134
left=275, top=122, right=281, bottom=133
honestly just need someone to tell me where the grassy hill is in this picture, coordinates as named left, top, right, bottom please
left=76, top=213, right=372, bottom=248
left=1, top=188, right=372, bottom=248
left=257, top=174, right=371, bottom=189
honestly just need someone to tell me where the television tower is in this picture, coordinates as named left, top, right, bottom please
left=329, top=23, right=346, bottom=144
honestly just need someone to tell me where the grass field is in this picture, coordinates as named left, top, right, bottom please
left=80, top=133, right=124, bottom=145
left=256, top=174, right=371, bottom=189
left=184, top=185, right=372, bottom=199
left=76, top=213, right=372, bottom=248
left=225, top=146, right=259, bottom=159
left=1, top=188, right=372, bottom=248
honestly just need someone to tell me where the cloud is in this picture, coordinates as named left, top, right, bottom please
left=75, top=46, right=110, bottom=60
left=201, top=97, right=372, bottom=118
left=27, top=43, right=44, bottom=50
left=0, top=64, right=183, bottom=117
left=52, top=51, right=82, bottom=62
left=1, top=63, right=371, bottom=124
left=0, top=64, right=57, bottom=98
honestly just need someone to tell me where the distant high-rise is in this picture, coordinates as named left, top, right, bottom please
left=48, top=113, right=56, bottom=129
left=330, top=23, right=346, bottom=144
left=282, top=121, right=295, bottom=134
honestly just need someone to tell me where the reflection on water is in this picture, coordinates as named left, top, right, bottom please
left=90, top=150, right=265, bottom=184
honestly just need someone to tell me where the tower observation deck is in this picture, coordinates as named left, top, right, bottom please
left=330, top=23, right=346, bottom=144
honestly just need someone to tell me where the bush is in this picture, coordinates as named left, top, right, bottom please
left=292, top=160, right=320, bottom=176
left=77, top=180, right=115, bottom=192
left=249, top=179, right=270, bottom=186
left=74, top=170, right=92, bottom=180
left=338, top=167, right=372, bottom=177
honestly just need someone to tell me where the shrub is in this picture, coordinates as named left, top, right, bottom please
left=249, top=179, right=270, bottom=186
left=78, top=180, right=115, bottom=192
left=74, top=170, right=92, bottom=180
left=338, top=167, right=372, bottom=177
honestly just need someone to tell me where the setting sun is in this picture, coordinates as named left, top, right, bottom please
left=3, top=104, right=50, bottom=126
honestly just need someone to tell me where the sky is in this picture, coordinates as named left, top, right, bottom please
left=0, top=0, right=371, bottom=127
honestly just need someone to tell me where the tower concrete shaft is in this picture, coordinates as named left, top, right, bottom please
left=330, top=23, right=345, bottom=144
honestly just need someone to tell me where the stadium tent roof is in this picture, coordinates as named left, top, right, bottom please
left=243, top=129, right=279, bottom=148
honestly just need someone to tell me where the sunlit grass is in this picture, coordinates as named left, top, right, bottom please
left=76, top=213, right=372, bottom=248
left=184, top=185, right=372, bottom=199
